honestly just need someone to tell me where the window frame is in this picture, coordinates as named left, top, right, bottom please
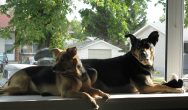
left=166, top=0, right=184, bottom=80
left=0, top=0, right=187, bottom=110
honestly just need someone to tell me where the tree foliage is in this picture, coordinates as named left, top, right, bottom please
left=0, top=0, right=72, bottom=49
left=68, top=19, right=86, bottom=40
left=80, top=0, right=148, bottom=50
left=184, top=0, right=188, bottom=27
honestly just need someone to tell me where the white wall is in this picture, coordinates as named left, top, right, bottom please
left=0, top=34, right=15, bottom=61
left=5, top=35, right=15, bottom=61
left=0, top=38, right=5, bottom=52
left=78, top=48, right=88, bottom=59
left=78, top=41, right=124, bottom=59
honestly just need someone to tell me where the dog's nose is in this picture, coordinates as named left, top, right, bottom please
left=141, top=51, right=148, bottom=58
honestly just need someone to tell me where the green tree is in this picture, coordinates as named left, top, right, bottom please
left=0, top=0, right=72, bottom=49
left=184, top=0, right=188, bottom=27
left=68, top=19, right=86, bottom=40
left=80, top=0, right=148, bottom=50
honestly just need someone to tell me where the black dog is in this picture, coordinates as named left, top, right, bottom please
left=82, top=31, right=184, bottom=93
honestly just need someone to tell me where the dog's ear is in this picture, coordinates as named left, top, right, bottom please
left=51, top=48, right=63, bottom=58
left=66, top=47, right=77, bottom=58
left=147, top=31, right=159, bottom=46
left=125, top=34, right=138, bottom=46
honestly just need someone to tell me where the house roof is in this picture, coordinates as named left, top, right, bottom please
left=133, top=22, right=188, bottom=42
left=134, top=22, right=165, bottom=36
left=66, top=39, right=122, bottom=51
left=0, top=14, right=11, bottom=28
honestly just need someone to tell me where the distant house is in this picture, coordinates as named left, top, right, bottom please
left=183, top=28, right=188, bottom=72
left=0, top=13, right=124, bottom=62
left=0, top=14, right=15, bottom=61
left=134, top=22, right=166, bottom=74
left=66, top=38, right=124, bottom=59
left=0, top=14, right=36, bottom=63
left=134, top=22, right=188, bottom=74
left=134, top=22, right=188, bottom=73
left=0, top=14, right=11, bottom=28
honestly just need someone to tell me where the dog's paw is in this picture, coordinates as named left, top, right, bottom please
left=94, top=105, right=99, bottom=110
left=99, top=91, right=110, bottom=100
left=90, top=97, right=99, bottom=109
left=175, top=88, right=185, bottom=93
left=92, top=92, right=110, bottom=101
left=92, top=103, right=99, bottom=110
left=102, top=93, right=110, bottom=100
left=90, top=89, right=110, bottom=100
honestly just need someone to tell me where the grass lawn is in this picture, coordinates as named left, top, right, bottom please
left=153, top=77, right=165, bottom=84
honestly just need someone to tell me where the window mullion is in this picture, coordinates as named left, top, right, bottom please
left=166, top=0, right=184, bottom=80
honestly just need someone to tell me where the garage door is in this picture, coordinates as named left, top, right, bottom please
left=88, top=49, right=112, bottom=59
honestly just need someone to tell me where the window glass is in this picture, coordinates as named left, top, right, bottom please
left=0, top=0, right=166, bottom=91
left=184, top=42, right=188, bottom=74
left=5, top=44, right=13, bottom=54
left=69, top=0, right=166, bottom=82
left=183, top=0, right=188, bottom=79
left=184, top=0, right=188, bottom=76
left=0, top=2, right=187, bottom=110
left=146, top=0, right=166, bottom=82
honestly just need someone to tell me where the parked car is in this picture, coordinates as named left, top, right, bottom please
left=2, top=48, right=55, bottom=79
left=3, top=64, right=36, bottom=79
left=34, top=48, right=55, bottom=66
left=0, top=52, right=8, bottom=73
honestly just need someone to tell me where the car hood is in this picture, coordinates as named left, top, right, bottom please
left=4, top=64, right=36, bottom=70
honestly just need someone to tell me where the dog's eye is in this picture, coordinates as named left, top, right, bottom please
left=77, top=65, right=81, bottom=69
left=143, top=43, right=150, bottom=49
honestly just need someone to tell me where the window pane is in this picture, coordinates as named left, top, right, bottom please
left=184, top=0, right=188, bottom=76
left=0, top=0, right=166, bottom=92
left=138, top=0, right=166, bottom=81
left=5, top=44, right=13, bottom=54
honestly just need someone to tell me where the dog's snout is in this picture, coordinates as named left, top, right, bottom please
left=80, top=66, right=87, bottom=74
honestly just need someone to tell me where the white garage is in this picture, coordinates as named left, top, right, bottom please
left=88, top=49, right=112, bottom=59
left=66, top=39, right=124, bottom=59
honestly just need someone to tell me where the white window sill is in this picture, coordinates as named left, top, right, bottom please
left=0, top=93, right=188, bottom=110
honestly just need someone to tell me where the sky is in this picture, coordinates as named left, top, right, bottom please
left=0, top=0, right=164, bottom=23
left=0, top=0, right=5, bottom=5
left=67, top=0, right=164, bottom=23
left=147, top=0, right=164, bottom=23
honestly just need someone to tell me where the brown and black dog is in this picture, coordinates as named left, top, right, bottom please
left=0, top=47, right=109, bottom=109
left=82, top=31, right=185, bottom=94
